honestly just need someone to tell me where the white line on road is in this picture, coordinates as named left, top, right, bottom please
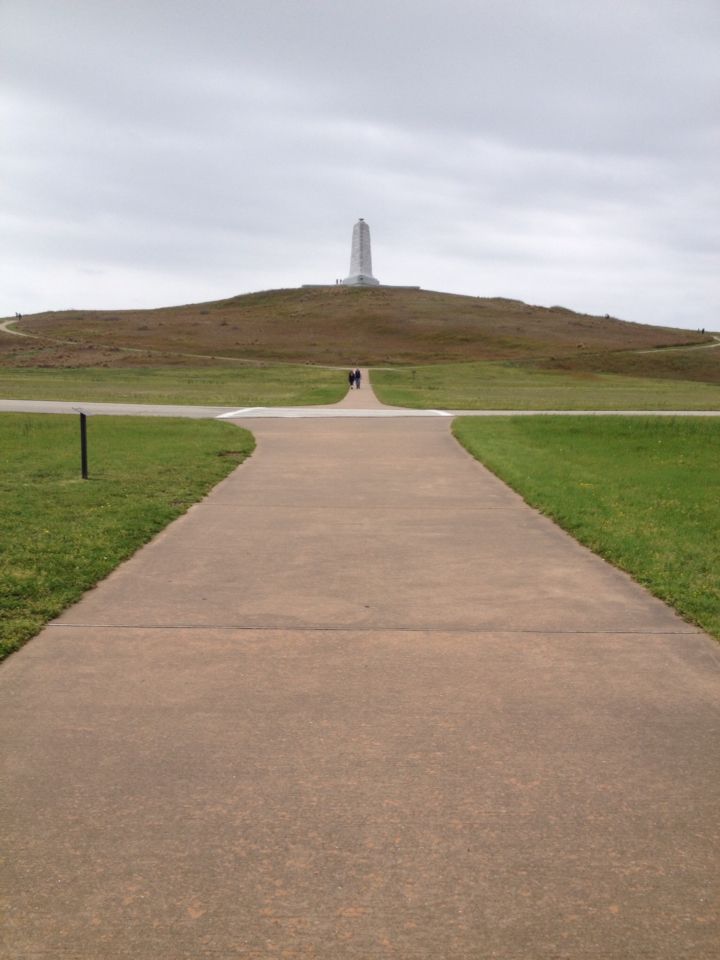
left=216, top=407, right=263, bottom=418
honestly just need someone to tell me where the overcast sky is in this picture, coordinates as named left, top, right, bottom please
left=2, top=0, right=718, bottom=329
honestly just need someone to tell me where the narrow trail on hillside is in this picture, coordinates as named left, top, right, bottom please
left=635, top=334, right=720, bottom=354
left=0, top=318, right=33, bottom=337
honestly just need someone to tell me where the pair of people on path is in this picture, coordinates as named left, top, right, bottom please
left=348, top=368, right=362, bottom=389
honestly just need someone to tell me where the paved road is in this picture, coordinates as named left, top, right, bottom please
left=0, top=397, right=238, bottom=419
left=3, top=397, right=720, bottom=419
left=2, top=377, right=719, bottom=958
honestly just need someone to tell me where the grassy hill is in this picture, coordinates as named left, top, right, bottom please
left=1, top=286, right=708, bottom=368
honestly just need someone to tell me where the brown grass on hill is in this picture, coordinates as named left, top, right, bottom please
left=533, top=341, right=720, bottom=384
left=3, top=286, right=709, bottom=368
left=0, top=333, right=226, bottom=369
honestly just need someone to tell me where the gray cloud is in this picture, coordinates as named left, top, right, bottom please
left=1, top=0, right=718, bottom=329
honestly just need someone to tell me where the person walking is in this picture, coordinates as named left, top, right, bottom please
left=354, top=368, right=362, bottom=389
left=348, top=370, right=356, bottom=390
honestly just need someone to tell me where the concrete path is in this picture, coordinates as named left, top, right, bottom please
left=2, top=375, right=719, bottom=958
left=3, top=397, right=720, bottom=419
left=0, top=397, right=240, bottom=419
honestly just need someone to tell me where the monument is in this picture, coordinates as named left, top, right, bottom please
left=343, top=218, right=380, bottom=286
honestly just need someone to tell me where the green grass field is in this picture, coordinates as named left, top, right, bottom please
left=453, top=416, right=720, bottom=641
left=0, top=365, right=348, bottom=406
left=0, top=414, right=254, bottom=659
left=371, top=361, right=720, bottom=409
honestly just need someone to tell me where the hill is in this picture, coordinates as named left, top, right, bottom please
left=1, top=286, right=709, bottom=368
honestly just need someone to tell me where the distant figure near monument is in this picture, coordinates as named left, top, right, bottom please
left=343, top=218, right=380, bottom=286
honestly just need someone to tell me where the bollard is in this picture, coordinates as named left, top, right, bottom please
left=80, top=412, right=88, bottom=479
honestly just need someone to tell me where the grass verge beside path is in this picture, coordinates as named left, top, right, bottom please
left=0, top=414, right=254, bottom=660
left=453, top=416, right=720, bottom=641
left=0, top=365, right=347, bottom=407
left=372, top=361, right=720, bottom=409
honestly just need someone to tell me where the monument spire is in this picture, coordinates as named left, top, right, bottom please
left=343, top=218, right=380, bottom=286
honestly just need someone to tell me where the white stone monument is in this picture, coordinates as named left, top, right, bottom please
left=343, top=218, right=380, bottom=286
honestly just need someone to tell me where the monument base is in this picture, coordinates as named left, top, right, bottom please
left=342, top=274, right=380, bottom=286
left=302, top=284, right=421, bottom=290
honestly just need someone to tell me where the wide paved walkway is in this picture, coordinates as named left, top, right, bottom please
left=2, top=375, right=719, bottom=958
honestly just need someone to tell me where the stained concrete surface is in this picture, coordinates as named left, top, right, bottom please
left=2, top=375, right=719, bottom=959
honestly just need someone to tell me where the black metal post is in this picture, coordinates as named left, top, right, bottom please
left=80, top=412, right=88, bottom=479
